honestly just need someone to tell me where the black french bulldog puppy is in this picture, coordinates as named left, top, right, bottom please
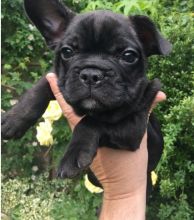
left=2, top=0, right=171, bottom=189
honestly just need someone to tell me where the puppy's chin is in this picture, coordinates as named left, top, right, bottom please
left=70, top=97, right=118, bottom=116
left=80, top=98, right=98, bottom=110
left=78, top=98, right=108, bottom=115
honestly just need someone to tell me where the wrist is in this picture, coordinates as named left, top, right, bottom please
left=100, top=183, right=146, bottom=220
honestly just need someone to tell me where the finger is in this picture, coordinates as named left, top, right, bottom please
left=46, top=72, right=71, bottom=108
left=46, top=72, right=72, bottom=110
left=46, top=73, right=66, bottom=100
left=149, top=91, right=166, bottom=113
left=153, top=91, right=166, bottom=105
left=46, top=73, right=82, bottom=127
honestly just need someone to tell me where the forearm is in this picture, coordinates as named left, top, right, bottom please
left=100, top=183, right=147, bottom=220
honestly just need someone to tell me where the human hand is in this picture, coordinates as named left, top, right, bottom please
left=46, top=73, right=82, bottom=130
left=46, top=72, right=166, bottom=219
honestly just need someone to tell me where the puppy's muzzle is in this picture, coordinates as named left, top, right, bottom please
left=79, top=68, right=104, bottom=86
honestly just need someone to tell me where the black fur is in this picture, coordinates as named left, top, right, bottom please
left=2, top=0, right=171, bottom=192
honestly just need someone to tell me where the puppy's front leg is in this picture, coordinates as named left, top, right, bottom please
left=2, top=76, right=54, bottom=139
left=58, top=117, right=100, bottom=178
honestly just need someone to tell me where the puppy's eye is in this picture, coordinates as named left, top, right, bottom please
left=122, top=50, right=139, bottom=63
left=61, top=47, right=74, bottom=59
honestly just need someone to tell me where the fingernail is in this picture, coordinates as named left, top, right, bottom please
left=156, top=91, right=167, bottom=102
left=46, top=73, right=57, bottom=78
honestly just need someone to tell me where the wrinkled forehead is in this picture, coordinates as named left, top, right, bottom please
left=62, top=11, right=139, bottom=51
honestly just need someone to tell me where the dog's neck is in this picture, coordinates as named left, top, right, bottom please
left=87, top=104, right=137, bottom=124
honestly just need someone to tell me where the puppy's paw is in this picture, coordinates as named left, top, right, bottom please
left=57, top=147, right=95, bottom=179
left=1, top=111, right=30, bottom=139
left=77, top=149, right=94, bottom=169
left=57, top=152, right=80, bottom=179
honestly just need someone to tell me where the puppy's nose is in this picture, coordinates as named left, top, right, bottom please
left=79, top=68, right=104, bottom=86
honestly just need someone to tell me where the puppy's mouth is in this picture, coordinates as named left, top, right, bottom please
left=61, top=80, right=126, bottom=114
left=59, top=66, right=129, bottom=114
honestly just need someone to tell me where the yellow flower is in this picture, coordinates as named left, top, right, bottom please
left=84, top=174, right=103, bottom=193
left=42, top=101, right=62, bottom=122
left=151, top=171, right=158, bottom=186
left=36, top=120, right=53, bottom=146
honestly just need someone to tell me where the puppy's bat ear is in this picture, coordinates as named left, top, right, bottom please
left=24, top=0, right=75, bottom=49
left=130, top=15, right=172, bottom=56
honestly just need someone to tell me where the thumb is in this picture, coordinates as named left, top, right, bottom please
left=46, top=72, right=82, bottom=129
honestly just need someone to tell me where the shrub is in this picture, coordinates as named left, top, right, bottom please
left=1, top=174, right=101, bottom=220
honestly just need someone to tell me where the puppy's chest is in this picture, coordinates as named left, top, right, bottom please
left=98, top=111, right=147, bottom=151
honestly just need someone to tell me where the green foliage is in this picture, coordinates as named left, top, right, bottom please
left=1, top=175, right=101, bottom=220
left=2, top=0, right=194, bottom=219
left=82, top=0, right=159, bottom=17
left=153, top=96, right=194, bottom=219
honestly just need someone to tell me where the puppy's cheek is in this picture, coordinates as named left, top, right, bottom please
left=96, top=82, right=126, bottom=105
left=94, top=92, right=124, bottom=109
left=62, top=82, right=88, bottom=104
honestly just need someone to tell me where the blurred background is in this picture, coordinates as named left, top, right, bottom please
left=1, top=0, right=194, bottom=219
